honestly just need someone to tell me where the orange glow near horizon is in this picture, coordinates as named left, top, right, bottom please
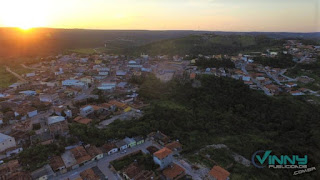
left=0, top=0, right=319, bottom=32
left=0, top=0, right=49, bottom=30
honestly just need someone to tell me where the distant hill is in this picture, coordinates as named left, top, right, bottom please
left=122, top=34, right=284, bottom=56
left=0, top=28, right=319, bottom=58
left=0, top=28, right=209, bottom=57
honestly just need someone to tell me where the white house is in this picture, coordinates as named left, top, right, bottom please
left=80, top=106, right=94, bottom=116
left=0, top=133, right=16, bottom=152
left=19, top=90, right=37, bottom=96
left=104, top=144, right=118, bottom=155
left=62, top=80, right=86, bottom=87
left=116, top=70, right=127, bottom=76
left=115, top=140, right=128, bottom=151
left=153, top=147, right=173, bottom=170
left=242, top=76, right=251, bottom=81
left=47, top=116, right=66, bottom=125
left=98, top=82, right=116, bottom=91
left=26, top=72, right=36, bottom=77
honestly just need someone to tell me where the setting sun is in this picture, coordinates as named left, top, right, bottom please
left=0, top=0, right=49, bottom=29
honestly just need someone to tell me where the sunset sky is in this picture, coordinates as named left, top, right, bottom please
left=0, top=0, right=319, bottom=32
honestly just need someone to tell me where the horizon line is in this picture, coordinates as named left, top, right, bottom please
left=1, top=26, right=319, bottom=34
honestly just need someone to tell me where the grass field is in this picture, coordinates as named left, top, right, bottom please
left=0, top=67, right=17, bottom=88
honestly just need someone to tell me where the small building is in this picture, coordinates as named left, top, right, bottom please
left=47, top=116, right=66, bottom=125
left=31, top=164, right=55, bottom=180
left=98, top=82, right=117, bottom=91
left=162, top=163, right=186, bottom=180
left=80, top=106, right=94, bottom=116
left=86, top=145, right=104, bottom=161
left=30, top=132, right=53, bottom=145
left=148, top=131, right=170, bottom=145
left=62, top=80, right=86, bottom=87
left=19, top=90, right=37, bottom=96
left=50, top=156, right=66, bottom=174
left=116, top=70, right=127, bottom=76
left=103, top=143, right=118, bottom=155
left=70, top=146, right=92, bottom=167
left=74, top=116, right=92, bottom=125
left=115, top=140, right=128, bottom=151
left=0, top=133, right=16, bottom=152
left=153, top=147, right=173, bottom=170
left=124, top=137, right=136, bottom=148
left=165, top=141, right=182, bottom=152
left=80, top=168, right=100, bottom=180
left=208, top=165, right=230, bottom=180
left=133, top=136, right=145, bottom=145
left=61, top=151, right=77, bottom=170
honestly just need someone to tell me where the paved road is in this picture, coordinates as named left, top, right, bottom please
left=52, top=140, right=158, bottom=180
left=98, top=111, right=143, bottom=128
left=241, top=62, right=272, bottom=96
left=5, top=66, right=27, bottom=82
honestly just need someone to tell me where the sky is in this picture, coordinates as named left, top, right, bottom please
left=0, top=0, right=319, bottom=32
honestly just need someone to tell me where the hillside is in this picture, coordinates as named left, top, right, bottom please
left=123, top=34, right=284, bottom=56
left=0, top=28, right=208, bottom=58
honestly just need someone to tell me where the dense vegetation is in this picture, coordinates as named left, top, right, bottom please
left=253, top=53, right=295, bottom=68
left=110, top=152, right=159, bottom=171
left=18, top=144, right=64, bottom=171
left=69, top=74, right=320, bottom=179
left=195, top=57, right=235, bottom=69
left=124, top=34, right=283, bottom=56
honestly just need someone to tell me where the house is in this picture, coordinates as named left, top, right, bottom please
left=50, top=156, right=66, bottom=174
left=86, top=145, right=104, bottom=161
left=190, top=73, right=196, bottom=80
left=39, top=94, right=59, bottom=103
left=208, top=166, right=230, bottom=180
left=74, top=116, right=92, bottom=125
left=290, top=91, right=305, bottom=96
left=103, top=143, right=118, bottom=155
left=148, top=131, right=170, bottom=145
left=61, top=151, right=78, bottom=170
left=0, top=133, right=16, bottom=152
left=19, top=90, right=37, bottom=96
left=153, top=147, right=173, bottom=170
left=0, top=160, right=30, bottom=180
left=124, top=137, right=136, bottom=148
left=165, top=141, right=182, bottom=152
left=80, top=106, right=94, bottom=116
left=285, top=82, right=297, bottom=88
left=47, top=116, right=66, bottom=125
left=162, top=163, right=186, bottom=180
left=70, top=146, right=92, bottom=167
left=26, top=72, right=36, bottom=77
left=15, top=106, right=38, bottom=119
left=98, top=82, right=117, bottom=91
left=31, top=164, right=55, bottom=180
left=30, top=132, right=53, bottom=145
left=122, top=162, right=156, bottom=180
left=133, top=136, right=145, bottom=145
left=62, top=80, right=86, bottom=87
left=80, top=168, right=101, bottom=180
left=116, top=70, right=127, bottom=76
left=47, top=116, right=68, bottom=135
left=115, top=140, right=128, bottom=151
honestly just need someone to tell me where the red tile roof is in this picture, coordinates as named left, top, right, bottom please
left=162, top=163, right=185, bottom=179
left=154, top=147, right=172, bottom=160
left=209, top=166, right=230, bottom=180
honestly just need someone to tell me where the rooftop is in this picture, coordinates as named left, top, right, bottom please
left=47, top=116, right=66, bottom=125
left=209, top=165, right=230, bottom=180
left=154, top=147, right=172, bottom=160
left=162, top=163, right=185, bottom=179
left=0, top=133, right=13, bottom=143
